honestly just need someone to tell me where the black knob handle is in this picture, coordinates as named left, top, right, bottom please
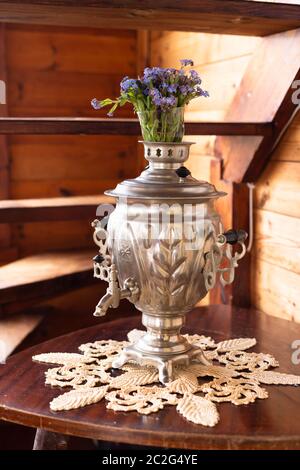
left=223, top=229, right=248, bottom=245
left=176, top=166, right=191, bottom=178
left=93, top=254, right=104, bottom=264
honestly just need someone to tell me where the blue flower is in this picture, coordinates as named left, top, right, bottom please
left=190, top=70, right=202, bottom=84
left=161, top=82, right=169, bottom=90
left=92, top=59, right=209, bottom=118
left=167, top=83, right=178, bottom=93
left=143, top=67, right=161, bottom=81
left=159, top=96, right=177, bottom=110
left=180, top=59, right=194, bottom=67
left=91, top=98, right=102, bottom=109
left=195, top=87, right=209, bottom=98
left=149, top=88, right=162, bottom=106
left=120, top=77, right=138, bottom=93
left=179, top=85, right=194, bottom=95
left=163, top=96, right=177, bottom=108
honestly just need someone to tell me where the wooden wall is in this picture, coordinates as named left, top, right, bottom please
left=251, top=113, right=300, bottom=322
left=4, top=25, right=138, bottom=256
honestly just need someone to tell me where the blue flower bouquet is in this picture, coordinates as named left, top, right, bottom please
left=92, top=59, right=208, bottom=143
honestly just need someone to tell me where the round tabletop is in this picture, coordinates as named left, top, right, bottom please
left=0, top=305, right=300, bottom=450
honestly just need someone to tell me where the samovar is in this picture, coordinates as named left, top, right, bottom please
left=92, top=141, right=247, bottom=383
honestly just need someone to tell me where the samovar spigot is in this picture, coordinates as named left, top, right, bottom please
left=93, top=263, right=140, bottom=317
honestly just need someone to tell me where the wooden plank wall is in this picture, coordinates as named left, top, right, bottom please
left=150, top=31, right=260, bottom=305
left=251, top=112, right=300, bottom=322
left=4, top=25, right=138, bottom=256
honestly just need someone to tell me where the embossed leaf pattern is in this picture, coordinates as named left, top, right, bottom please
left=176, top=394, right=219, bottom=426
left=50, top=386, right=108, bottom=411
left=151, top=227, right=188, bottom=299
left=33, top=331, right=300, bottom=428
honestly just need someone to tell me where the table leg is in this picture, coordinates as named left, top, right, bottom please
left=33, top=428, right=69, bottom=450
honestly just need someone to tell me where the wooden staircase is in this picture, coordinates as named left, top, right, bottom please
left=0, top=249, right=95, bottom=309
left=0, top=0, right=299, bottom=354
left=0, top=194, right=113, bottom=223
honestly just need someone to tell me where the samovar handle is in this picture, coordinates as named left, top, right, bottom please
left=203, top=227, right=248, bottom=291
left=220, top=229, right=248, bottom=246
left=91, top=219, right=140, bottom=317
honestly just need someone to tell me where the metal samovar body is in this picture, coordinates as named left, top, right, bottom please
left=92, top=142, right=247, bottom=383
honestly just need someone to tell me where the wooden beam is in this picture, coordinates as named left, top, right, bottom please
left=0, top=117, right=273, bottom=136
left=216, top=29, right=300, bottom=183
left=0, top=194, right=113, bottom=223
left=0, top=1, right=300, bottom=36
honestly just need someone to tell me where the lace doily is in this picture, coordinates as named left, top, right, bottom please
left=33, top=329, right=300, bottom=427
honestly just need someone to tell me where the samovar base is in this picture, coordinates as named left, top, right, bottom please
left=112, top=311, right=211, bottom=383
left=112, top=342, right=210, bottom=385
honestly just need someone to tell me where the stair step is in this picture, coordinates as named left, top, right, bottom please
left=0, top=250, right=96, bottom=306
left=0, top=118, right=273, bottom=136
left=0, top=195, right=113, bottom=223
left=0, top=308, right=46, bottom=360
left=0, top=1, right=299, bottom=36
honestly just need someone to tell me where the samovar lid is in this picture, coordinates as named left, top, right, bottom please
left=105, top=141, right=226, bottom=201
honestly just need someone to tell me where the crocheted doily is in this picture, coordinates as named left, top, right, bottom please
left=33, top=329, right=300, bottom=427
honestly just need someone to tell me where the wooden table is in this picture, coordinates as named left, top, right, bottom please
left=1, top=305, right=300, bottom=450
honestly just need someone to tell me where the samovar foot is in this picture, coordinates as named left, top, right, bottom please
left=111, top=350, right=131, bottom=369
left=193, top=349, right=211, bottom=367
left=111, top=342, right=211, bottom=384
left=157, top=360, right=173, bottom=385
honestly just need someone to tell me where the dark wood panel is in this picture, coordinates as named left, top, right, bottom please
left=0, top=194, right=113, bottom=223
left=0, top=1, right=300, bottom=36
left=10, top=135, right=137, bottom=181
left=0, top=306, right=300, bottom=449
left=7, top=70, right=123, bottom=115
left=0, top=118, right=273, bottom=135
left=6, top=25, right=136, bottom=75
left=10, top=178, right=120, bottom=199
